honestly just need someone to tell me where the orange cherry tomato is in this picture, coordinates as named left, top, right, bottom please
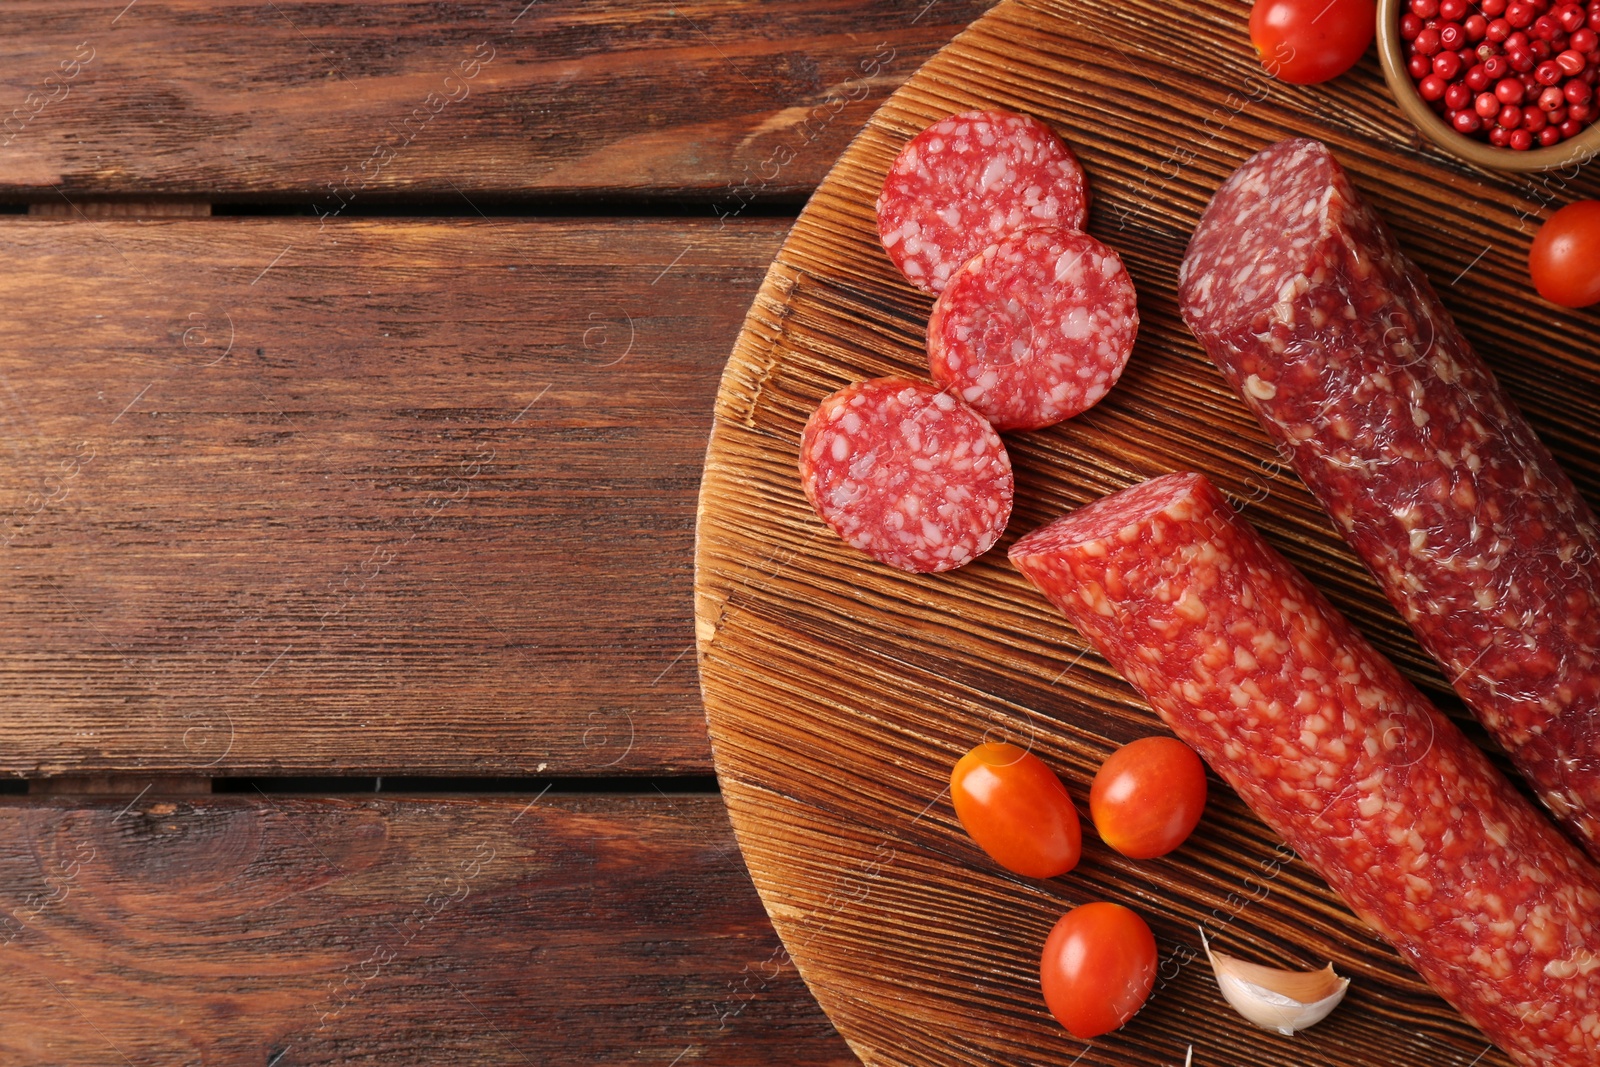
left=1529, top=200, right=1600, bottom=308
left=1040, top=902, right=1158, bottom=1039
left=1090, top=737, right=1208, bottom=860
left=950, top=742, right=1082, bottom=879
left=1249, top=0, right=1376, bottom=85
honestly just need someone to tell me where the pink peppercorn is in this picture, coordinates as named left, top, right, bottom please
left=1403, top=0, right=1597, bottom=147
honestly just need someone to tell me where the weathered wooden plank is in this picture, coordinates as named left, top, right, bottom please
left=0, top=0, right=992, bottom=202
left=0, top=792, right=853, bottom=1066
left=0, top=215, right=784, bottom=776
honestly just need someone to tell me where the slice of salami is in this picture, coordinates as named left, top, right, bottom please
left=927, top=228, right=1137, bottom=432
left=876, top=110, right=1089, bottom=295
left=798, top=377, right=1011, bottom=573
left=1179, top=138, right=1600, bottom=862
left=1011, top=472, right=1600, bottom=1067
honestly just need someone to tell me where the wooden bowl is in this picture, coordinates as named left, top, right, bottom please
left=1376, top=0, right=1600, bottom=171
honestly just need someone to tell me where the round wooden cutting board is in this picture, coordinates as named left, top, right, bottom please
left=693, top=1, right=1600, bottom=1064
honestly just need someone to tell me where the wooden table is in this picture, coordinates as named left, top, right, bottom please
left=0, top=3, right=994, bottom=1062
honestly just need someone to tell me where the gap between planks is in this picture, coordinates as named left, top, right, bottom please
left=27, top=201, right=212, bottom=217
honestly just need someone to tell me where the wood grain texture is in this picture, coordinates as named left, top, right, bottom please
left=0, top=215, right=787, bottom=776
left=0, top=792, right=853, bottom=1066
left=694, top=0, right=1600, bottom=1064
left=0, top=0, right=992, bottom=201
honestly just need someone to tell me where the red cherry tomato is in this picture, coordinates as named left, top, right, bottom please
left=1090, top=737, right=1208, bottom=860
left=1530, top=200, right=1600, bottom=308
left=1040, top=902, right=1158, bottom=1039
left=1249, top=0, right=1377, bottom=85
left=950, top=743, right=1082, bottom=878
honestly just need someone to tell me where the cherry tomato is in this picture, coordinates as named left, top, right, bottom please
left=1529, top=200, right=1600, bottom=308
left=1040, top=902, right=1158, bottom=1039
left=1090, top=737, right=1208, bottom=860
left=950, top=742, right=1082, bottom=878
left=1249, top=0, right=1377, bottom=85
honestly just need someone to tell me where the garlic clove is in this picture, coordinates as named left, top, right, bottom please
left=1200, top=929, right=1350, bottom=1037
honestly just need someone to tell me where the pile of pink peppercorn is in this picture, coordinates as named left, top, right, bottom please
left=1402, top=0, right=1600, bottom=148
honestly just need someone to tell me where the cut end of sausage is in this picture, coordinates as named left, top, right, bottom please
left=876, top=109, right=1089, bottom=295
left=928, top=228, right=1138, bottom=432
left=1009, top=472, right=1213, bottom=575
left=799, top=376, right=1013, bottom=574
left=1177, top=138, right=1387, bottom=340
